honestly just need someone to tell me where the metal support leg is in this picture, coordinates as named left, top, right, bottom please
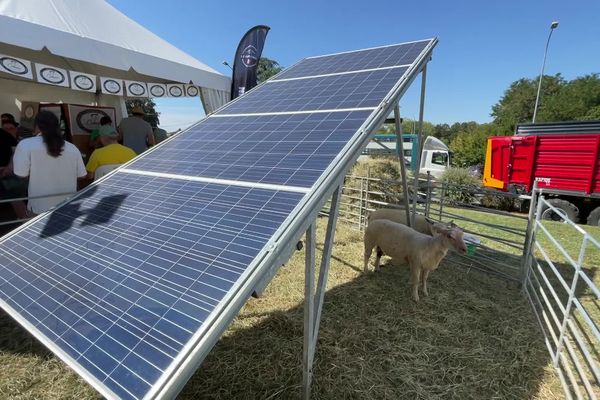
left=303, top=185, right=342, bottom=400
left=411, top=64, right=427, bottom=227
left=303, top=223, right=316, bottom=400
left=394, top=105, right=412, bottom=228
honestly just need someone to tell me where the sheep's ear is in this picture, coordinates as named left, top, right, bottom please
left=424, top=217, right=435, bottom=225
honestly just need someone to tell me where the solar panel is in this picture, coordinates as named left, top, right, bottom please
left=0, top=37, right=437, bottom=399
left=0, top=173, right=302, bottom=399
left=273, top=39, right=431, bottom=80
left=215, top=67, right=408, bottom=115
left=127, top=111, right=372, bottom=187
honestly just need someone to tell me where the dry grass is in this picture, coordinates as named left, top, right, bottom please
left=0, top=215, right=572, bottom=399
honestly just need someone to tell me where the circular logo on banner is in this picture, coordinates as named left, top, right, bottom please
left=128, top=83, right=146, bottom=97
left=76, top=109, right=110, bottom=133
left=103, top=79, right=121, bottom=94
left=40, top=67, right=65, bottom=84
left=149, top=85, right=165, bottom=97
left=186, top=85, right=199, bottom=97
left=24, top=105, right=35, bottom=119
left=168, top=86, right=183, bottom=97
left=0, top=57, right=28, bottom=75
left=240, top=45, right=259, bottom=67
left=73, top=75, right=94, bottom=91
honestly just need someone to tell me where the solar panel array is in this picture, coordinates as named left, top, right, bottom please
left=0, top=38, right=436, bottom=399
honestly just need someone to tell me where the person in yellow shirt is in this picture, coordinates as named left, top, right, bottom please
left=86, top=125, right=137, bottom=179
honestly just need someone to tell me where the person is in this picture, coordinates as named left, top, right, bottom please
left=1, top=113, right=28, bottom=140
left=13, top=111, right=86, bottom=215
left=118, top=105, right=155, bottom=154
left=151, top=121, right=168, bottom=144
left=0, top=120, right=27, bottom=219
left=89, top=115, right=113, bottom=153
left=86, top=125, right=136, bottom=179
left=0, top=120, right=17, bottom=168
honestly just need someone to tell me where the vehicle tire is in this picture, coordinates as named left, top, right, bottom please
left=588, top=207, right=600, bottom=227
left=540, top=199, right=579, bottom=223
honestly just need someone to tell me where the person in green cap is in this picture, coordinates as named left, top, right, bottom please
left=88, top=115, right=113, bottom=154
left=86, top=125, right=136, bottom=179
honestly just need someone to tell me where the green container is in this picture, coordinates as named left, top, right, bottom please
left=466, top=243, right=477, bottom=256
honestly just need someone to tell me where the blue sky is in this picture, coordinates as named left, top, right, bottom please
left=109, top=0, right=600, bottom=131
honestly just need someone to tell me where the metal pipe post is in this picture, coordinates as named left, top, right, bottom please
left=394, top=104, right=412, bottom=227
left=411, top=64, right=428, bottom=227
left=303, top=224, right=316, bottom=400
left=311, top=186, right=342, bottom=356
left=521, top=181, right=539, bottom=288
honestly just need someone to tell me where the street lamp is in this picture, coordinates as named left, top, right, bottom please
left=222, top=60, right=233, bottom=70
left=532, top=21, right=559, bottom=123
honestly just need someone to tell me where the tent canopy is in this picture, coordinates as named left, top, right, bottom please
left=0, top=0, right=230, bottom=91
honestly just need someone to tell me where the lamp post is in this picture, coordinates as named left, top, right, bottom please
left=532, top=21, right=559, bottom=123
left=222, top=60, right=233, bottom=70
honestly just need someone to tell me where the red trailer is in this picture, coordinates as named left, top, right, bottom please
left=483, top=121, right=600, bottom=225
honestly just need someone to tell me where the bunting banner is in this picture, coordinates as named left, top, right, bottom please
left=167, top=84, right=185, bottom=97
left=148, top=83, right=167, bottom=97
left=230, top=25, right=270, bottom=100
left=124, top=80, right=149, bottom=97
left=0, top=53, right=201, bottom=97
left=35, top=63, right=70, bottom=87
left=70, top=71, right=97, bottom=92
left=0, top=53, right=33, bottom=79
left=100, top=77, right=124, bottom=96
left=185, top=84, right=200, bottom=97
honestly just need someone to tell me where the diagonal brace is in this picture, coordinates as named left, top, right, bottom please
left=303, top=185, right=342, bottom=400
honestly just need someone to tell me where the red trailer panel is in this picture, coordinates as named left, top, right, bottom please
left=483, top=121, right=600, bottom=196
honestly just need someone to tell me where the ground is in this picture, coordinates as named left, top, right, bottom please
left=0, top=214, right=573, bottom=399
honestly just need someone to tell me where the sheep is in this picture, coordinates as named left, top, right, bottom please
left=363, top=220, right=467, bottom=301
left=368, top=208, right=456, bottom=236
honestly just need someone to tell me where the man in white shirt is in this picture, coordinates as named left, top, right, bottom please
left=13, top=135, right=86, bottom=215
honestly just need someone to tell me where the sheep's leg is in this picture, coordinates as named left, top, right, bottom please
left=422, top=269, right=431, bottom=297
left=409, top=264, right=422, bottom=302
left=363, top=245, right=373, bottom=273
left=374, top=246, right=383, bottom=271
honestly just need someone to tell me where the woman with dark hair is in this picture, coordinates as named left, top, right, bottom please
left=13, top=111, right=86, bottom=215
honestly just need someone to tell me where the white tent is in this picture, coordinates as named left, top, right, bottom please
left=0, top=0, right=230, bottom=123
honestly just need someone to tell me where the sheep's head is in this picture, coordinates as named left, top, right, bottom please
left=431, top=224, right=467, bottom=254
left=425, top=217, right=459, bottom=236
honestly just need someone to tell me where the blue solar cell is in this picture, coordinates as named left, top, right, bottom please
left=216, top=67, right=408, bottom=115
left=0, top=174, right=303, bottom=399
left=128, top=110, right=372, bottom=187
left=273, top=39, right=432, bottom=80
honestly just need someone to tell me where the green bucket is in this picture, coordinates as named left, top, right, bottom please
left=466, top=243, right=477, bottom=256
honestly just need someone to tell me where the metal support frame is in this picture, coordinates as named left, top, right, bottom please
left=411, top=64, right=427, bottom=227
left=394, top=104, right=412, bottom=227
left=303, top=185, right=342, bottom=400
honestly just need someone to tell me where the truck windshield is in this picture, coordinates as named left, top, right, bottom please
left=432, top=152, right=448, bottom=166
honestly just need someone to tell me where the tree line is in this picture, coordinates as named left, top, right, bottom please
left=417, top=73, right=600, bottom=167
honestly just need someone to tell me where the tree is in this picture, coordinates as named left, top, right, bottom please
left=539, top=74, right=600, bottom=121
left=449, top=123, right=496, bottom=167
left=491, top=74, right=565, bottom=133
left=257, top=57, right=283, bottom=83
left=125, top=98, right=160, bottom=127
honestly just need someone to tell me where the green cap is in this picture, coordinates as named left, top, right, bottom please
left=98, top=125, right=118, bottom=138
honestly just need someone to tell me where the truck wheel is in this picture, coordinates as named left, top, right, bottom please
left=540, top=199, right=579, bottom=223
left=588, top=207, right=600, bottom=227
